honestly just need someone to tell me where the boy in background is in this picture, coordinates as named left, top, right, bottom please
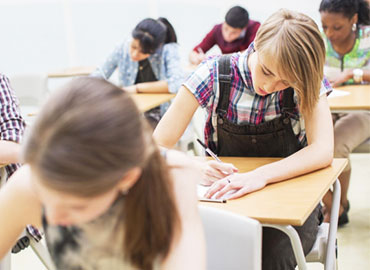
left=189, top=6, right=260, bottom=65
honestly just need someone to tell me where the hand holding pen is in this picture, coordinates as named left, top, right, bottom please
left=196, top=139, right=238, bottom=183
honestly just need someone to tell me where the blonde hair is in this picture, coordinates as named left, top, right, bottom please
left=22, top=77, right=179, bottom=270
left=254, top=9, right=325, bottom=114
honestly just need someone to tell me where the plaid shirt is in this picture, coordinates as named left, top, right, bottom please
left=0, top=74, right=26, bottom=177
left=184, top=43, right=332, bottom=148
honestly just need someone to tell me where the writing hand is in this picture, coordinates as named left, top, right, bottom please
left=200, top=160, right=238, bottom=185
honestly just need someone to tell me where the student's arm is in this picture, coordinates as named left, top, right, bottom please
left=0, top=141, right=21, bottom=164
left=154, top=86, right=199, bottom=147
left=91, top=43, right=123, bottom=80
left=190, top=26, right=218, bottom=65
left=330, top=69, right=370, bottom=87
left=154, top=87, right=237, bottom=182
left=0, top=166, right=42, bottom=259
left=124, top=81, right=170, bottom=93
left=161, top=151, right=206, bottom=270
left=206, top=94, right=334, bottom=199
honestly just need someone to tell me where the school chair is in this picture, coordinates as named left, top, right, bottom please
left=0, top=167, right=55, bottom=270
left=8, top=73, right=49, bottom=125
left=305, top=179, right=341, bottom=270
left=199, top=205, right=262, bottom=270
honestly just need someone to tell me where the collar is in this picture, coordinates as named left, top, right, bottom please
left=237, top=42, right=256, bottom=95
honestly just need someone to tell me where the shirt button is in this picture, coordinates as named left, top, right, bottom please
left=283, top=118, right=290, bottom=125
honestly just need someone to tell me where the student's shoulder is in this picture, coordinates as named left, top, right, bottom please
left=5, top=165, right=36, bottom=195
left=1, top=165, right=42, bottom=227
left=248, top=19, right=261, bottom=31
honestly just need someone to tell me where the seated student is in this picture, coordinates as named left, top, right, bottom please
left=154, top=9, right=333, bottom=270
left=319, top=0, right=370, bottom=226
left=93, top=17, right=183, bottom=128
left=189, top=6, right=260, bottom=65
left=0, top=77, right=205, bottom=270
left=0, top=73, right=25, bottom=178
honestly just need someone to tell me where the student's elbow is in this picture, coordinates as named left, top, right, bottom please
left=317, top=142, right=334, bottom=168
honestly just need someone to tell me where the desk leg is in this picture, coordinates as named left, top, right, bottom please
left=263, top=224, right=308, bottom=270
left=325, top=179, right=341, bottom=270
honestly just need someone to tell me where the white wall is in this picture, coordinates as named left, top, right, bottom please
left=0, top=0, right=323, bottom=75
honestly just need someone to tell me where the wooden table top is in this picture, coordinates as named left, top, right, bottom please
left=131, top=93, right=175, bottom=112
left=328, top=84, right=370, bottom=111
left=48, top=66, right=96, bottom=78
left=199, top=157, right=347, bottom=226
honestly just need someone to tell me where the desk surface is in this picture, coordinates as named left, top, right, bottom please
left=199, top=157, right=347, bottom=226
left=131, top=93, right=175, bottom=112
left=328, top=84, right=370, bottom=111
left=48, top=66, right=96, bottom=78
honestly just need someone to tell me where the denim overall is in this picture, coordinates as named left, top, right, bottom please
left=212, top=55, right=322, bottom=270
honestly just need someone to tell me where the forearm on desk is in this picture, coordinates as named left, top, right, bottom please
left=256, top=95, right=334, bottom=185
left=135, top=81, right=169, bottom=93
left=0, top=141, right=21, bottom=164
left=254, top=143, right=333, bottom=185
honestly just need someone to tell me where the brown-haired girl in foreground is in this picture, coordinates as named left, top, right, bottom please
left=0, top=77, right=205, bottom=270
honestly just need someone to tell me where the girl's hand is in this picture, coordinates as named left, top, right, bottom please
left=204, top=170, right=268, bottom=200
left=330, top=70, right=352, bottom=87
left=200, top=160, right=238, bottom=185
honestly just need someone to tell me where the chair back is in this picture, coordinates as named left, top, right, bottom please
left=199, top=205, right=262, bottom=270
left=8, top=73, right=49, bottom=125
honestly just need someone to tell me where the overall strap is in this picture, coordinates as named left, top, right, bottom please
left=281, top=87, right=297, bottom=119
left=216, top=54, right=232, bottom=116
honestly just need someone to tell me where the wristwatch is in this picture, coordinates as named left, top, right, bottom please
left=353, top=68, right=363, bottom=83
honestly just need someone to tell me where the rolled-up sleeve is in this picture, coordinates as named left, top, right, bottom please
left=162, top=43, right=184, bottom=93
left=91, top=43, right=124, bottom=80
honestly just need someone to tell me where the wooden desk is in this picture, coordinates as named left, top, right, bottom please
left=200, top=157, right=346, bottom=225
left=131, top=93, right=175, bottom=112
left=200, top=157, right=347, bottom=270
left=47, top=66, right=96, bottom=78
left=27, top=93, right=176, bottom=117
left=328, top=84, right=370, bottom=112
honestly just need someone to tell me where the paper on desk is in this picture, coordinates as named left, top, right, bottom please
left=328, top=89, right=350, bottom=99
left=197, top=184, right=236, bottom=201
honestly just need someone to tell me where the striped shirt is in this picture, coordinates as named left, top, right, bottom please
left=184, top=43, right=332, bottom=148
left=0, top=74, right=26, bottom=177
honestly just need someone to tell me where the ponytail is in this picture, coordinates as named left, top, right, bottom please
left=123, top=148, right=179, bottom=270
left=158, top=17, right=177, bottom=43
left=358, top=0, right=370, bottom=25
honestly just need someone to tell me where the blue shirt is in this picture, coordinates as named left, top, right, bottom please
left=93, top=39, right=183, bottom=94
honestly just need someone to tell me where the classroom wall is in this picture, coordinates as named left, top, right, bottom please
left=0, top=0, right=323, bottom=76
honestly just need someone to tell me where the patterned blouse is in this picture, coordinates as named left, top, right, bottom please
left=324, top=25, right=370, bottom=84
left=0, top=74, right=26, bottom=177
left=93, top=39, right=183, bottom=93
left=184, top=43, right=332, bottom=148
left=44, top=195, right=160, bottom=270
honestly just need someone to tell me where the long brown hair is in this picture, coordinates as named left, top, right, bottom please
left=22, top=77, right=179, bottom=270
left=254, top=9, right=326, bottom=115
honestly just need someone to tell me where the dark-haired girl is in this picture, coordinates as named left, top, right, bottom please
left=319, top=0, right=370, bottom=225
left=94, top=17, right=183, bottom=127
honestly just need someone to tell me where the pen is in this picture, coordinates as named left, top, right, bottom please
left=199, top=198, right=227, bottom=203
left=196, top=139, right=222, bottom=162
